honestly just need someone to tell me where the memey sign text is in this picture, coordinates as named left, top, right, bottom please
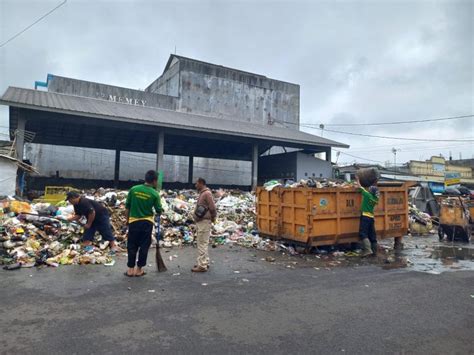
left=107, top=95, right=147, bottom=106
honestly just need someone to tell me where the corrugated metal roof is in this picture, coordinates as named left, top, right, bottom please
left=0, top=87, right=349, bottom=148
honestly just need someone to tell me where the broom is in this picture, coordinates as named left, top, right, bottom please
left=155, top=171, right=167, bottom=272
left=154, top=215, right=167, bottom=272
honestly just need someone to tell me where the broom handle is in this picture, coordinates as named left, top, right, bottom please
left=154, top=214, right=167, bottom=272
left=154, top=215, right=161, bottom=242
left=154, top=181, right=167, bottom=272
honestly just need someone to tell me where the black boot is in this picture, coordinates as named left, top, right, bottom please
left=371, top=242, right=378, bottom=256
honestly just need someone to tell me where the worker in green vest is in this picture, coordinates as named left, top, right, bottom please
left=124, top=170, right=162, bottom=277
left=356, top=177, right=380, bottom=257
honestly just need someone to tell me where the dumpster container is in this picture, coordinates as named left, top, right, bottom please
left=257, top=183, right=408, bottom=247
left=438, top=196, right=472, bottom=242
left=468, top=200, right=474, bottom=223
left=42, top=186, right=78, bottom=204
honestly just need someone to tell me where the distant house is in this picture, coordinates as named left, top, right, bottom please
left=0, top=155, right=18, bottom=196
left=408, top=156, right=474, bottom=188
left=0, top=141, right=17, bottom=196
left=0, top=140, right=36, bottom=196
left=335, top=163, right=418, bottom=182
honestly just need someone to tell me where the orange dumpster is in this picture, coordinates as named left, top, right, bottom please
left=257, top=183, right=408, bottom=247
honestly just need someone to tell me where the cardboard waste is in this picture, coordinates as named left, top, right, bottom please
left=409, top=205, right=434, bottom=235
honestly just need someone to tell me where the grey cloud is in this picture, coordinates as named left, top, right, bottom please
left=0, top=0, right=472, bottom=164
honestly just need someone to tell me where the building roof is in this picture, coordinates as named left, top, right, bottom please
left=164, top=54, right=267, bottom=78
left=0, top=87, right=348, bottom=149
left=162, top=54, right=299, bottom=88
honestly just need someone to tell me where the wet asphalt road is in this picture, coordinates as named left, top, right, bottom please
left=1, top=238, right=473, bottom=354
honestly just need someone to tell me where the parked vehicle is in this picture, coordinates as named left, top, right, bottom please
left=438, top=196, right=472, bottom=243
left=409, top=184, right=439, bottom=217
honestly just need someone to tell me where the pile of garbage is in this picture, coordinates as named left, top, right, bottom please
left=263, top=179, right=354, bottom=191
left=262, top=168, right=379, bottom=191
left=0, top=197, right=121, bottom=268
left=0, top=188, right=261, bottom=269
left=409, top=205, right=434, bottom=235
left=159, top=189, right=262, bottom=249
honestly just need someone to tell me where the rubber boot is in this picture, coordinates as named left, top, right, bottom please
left=371, top=242, right=378, bottom=256
left=360, top=238, right=372, bottom=257
left=394, top=237, right=404, bottom=252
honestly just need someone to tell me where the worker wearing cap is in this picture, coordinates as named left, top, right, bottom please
left=356, top=178, right=380, bottom=257
left=66, top=191, right=120, bottom=253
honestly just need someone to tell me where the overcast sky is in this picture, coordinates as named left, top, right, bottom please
left=0, top=0, right=472, bottom=166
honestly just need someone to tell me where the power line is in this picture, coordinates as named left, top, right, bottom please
left=333, top=150, right=385, bottom=164
left=0, top=0, right=67, bottom=48
left=319, top=114, right=473, bottom=127
left=319, top=127, right=474, bottom=142
left=334, top=143, right=473, bottom=164
left=347, top=142, right=472, bottom=153
left=399, top=143, right=473, bottom=153
left=273, top=114, right=473, bottom=128
left=273, top=118, right=474, bottom=141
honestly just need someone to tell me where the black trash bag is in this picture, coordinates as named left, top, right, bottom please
left=307, top=179, right=317, bottom=188
left=36, top=249, right=53, bottom=266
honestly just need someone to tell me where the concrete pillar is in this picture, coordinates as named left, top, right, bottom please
left=156, top=130, right=165, bottom=173
left=325, top=147, right=332, bottom=163
left=188, top=156, right=194, bottom=184
left=15, top=115, right=26, bottom=161
left=252, top=143, right=259, bottom=190
left=114, top=149, right=120, bottom=188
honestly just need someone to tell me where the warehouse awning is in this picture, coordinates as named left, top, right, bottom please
left=1, top=87, right=348, bottom=153
left=1, top=86, right=348, bottom=189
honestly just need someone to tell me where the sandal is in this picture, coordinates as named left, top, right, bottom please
left=124, top=272, right=134, bottom=277
left=135, top=271, right=147, bottom=277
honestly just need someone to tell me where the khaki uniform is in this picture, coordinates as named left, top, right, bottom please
left=196, top=219, right=211, bottom=268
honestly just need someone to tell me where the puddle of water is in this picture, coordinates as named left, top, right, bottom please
left=381, top=236, right=474, bottom=274
left=431, top=245, right=473, bottom=260
left=258, top=235, right=474, bottom=275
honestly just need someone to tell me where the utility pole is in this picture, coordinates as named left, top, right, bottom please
left=392, top=148, right=400, bottom=172
left=319, top=124, right=325, bottom=137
